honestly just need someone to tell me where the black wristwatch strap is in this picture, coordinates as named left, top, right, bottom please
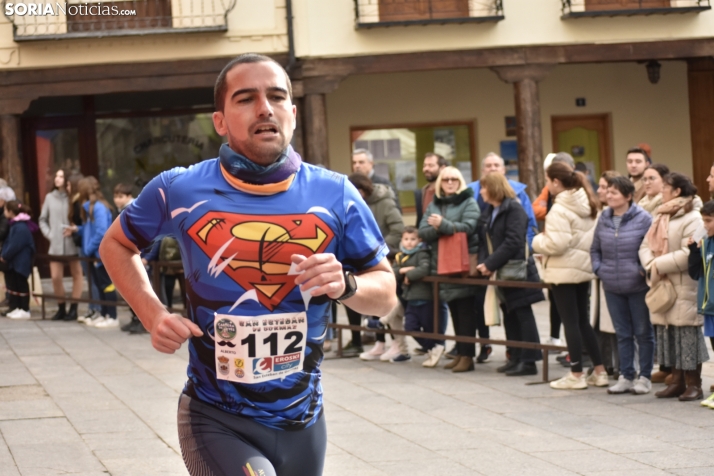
left=336, top=270, right=357, bottom=302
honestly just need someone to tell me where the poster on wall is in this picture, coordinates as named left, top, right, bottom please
left=395, top=160, right=417, bottom=191
left=500, top=140, right=519, bottom=182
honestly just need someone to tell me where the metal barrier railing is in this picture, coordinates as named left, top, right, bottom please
left=32, top=255, right=567, bottom=382
left=32, top=254, right=185, bottom=318
left=329, top=275, right=567, bottom=383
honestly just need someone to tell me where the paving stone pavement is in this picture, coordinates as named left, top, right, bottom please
left=0, top=299, right=713, bottom=476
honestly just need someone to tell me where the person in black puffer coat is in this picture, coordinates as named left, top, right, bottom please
left=476, top=173, right=544, bottom=376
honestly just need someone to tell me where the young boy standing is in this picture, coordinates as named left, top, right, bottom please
left=688, top=200, right=714, bottom=408
left=393, top=226, right=443, bottom=367
left=113, top=184, right=147, bottom=334
left=113, top=183, right=134, bottom=213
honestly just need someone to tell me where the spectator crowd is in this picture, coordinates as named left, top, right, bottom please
left=0, top=171, right=182, bottom=336
left=340, top=146, right=714, bottom=409
left=3, top=145, right=714, bottom=410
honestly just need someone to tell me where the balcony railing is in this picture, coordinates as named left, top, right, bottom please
left=354, top=0, right=504, bottom=28
left=4, top=0, right=237, bottom=41
left=562, top=0, right=711, bottom=18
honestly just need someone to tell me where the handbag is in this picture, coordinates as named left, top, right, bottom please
left=437, top=232, right=469, bottom=275
left=486, top=234, right=528, bottom=281
left=483, top=274, right=502, bottom=326
left=645, top=276, right=677, bottom=314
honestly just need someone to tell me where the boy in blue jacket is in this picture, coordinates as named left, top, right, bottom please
left=687, top=200, right=714, bottom=408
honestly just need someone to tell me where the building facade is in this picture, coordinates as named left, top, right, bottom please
left=0, top=0, right=713, bottom=218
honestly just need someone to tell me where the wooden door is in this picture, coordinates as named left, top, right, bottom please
left=688, top=58, right=714, bottom=201
left=585, top=0, right=669, bottom=11
left=378, top=0, right=469, bottom=22
left=551, top=114, right=612, bottom=179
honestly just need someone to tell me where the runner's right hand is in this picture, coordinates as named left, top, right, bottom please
left=150, top=313, right=203, bottom=354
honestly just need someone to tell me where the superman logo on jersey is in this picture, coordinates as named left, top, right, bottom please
left=187, top=212, right=335, bottom=311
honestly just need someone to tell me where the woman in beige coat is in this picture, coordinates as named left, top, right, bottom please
left=639, top=172, right=708, bottom=401
left=533, top=162, right=610, bottom=390
left=638, top=164, right=669, bottom=216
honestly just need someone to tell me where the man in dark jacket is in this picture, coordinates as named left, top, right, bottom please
left=352, top=148, right=400, bottom=210
left=414, top=152, right=448, bottom=227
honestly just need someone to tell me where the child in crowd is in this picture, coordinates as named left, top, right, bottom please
left=393, top=226, right=443, bottom=366
left=688, top=200, right=714, bottom=408
left=113, top=183, right=150, bottom=334
left=113, top=183, right=134, bottom=213
left=1, top=201, right=37, bottom=319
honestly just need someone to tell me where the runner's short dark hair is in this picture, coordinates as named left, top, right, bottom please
left=214, top=53, right=293, bottom=112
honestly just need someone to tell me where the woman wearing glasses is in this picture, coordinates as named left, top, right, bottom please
left=419, top=167, right=480, bottom=372
left=638, top=164, right=670, bottom=216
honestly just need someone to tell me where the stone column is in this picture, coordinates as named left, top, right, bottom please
left=294, top=76, right=344, bottom=169
left=491, top=64, right=555, bottom=200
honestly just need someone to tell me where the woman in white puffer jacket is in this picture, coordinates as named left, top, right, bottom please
left=533, top=162, right=609, bottom=390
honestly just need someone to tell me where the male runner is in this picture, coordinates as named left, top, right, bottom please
left=99, top=53, right=397, bottom=476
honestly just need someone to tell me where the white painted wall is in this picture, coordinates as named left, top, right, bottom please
left=296, top=0, right=714, bottom=58
left=325, top=61, right=692, bottom=180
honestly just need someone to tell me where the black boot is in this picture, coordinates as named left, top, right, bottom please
left=64, top=303, right=78, bottom=321
left=51, top=303, right=66, bottom=321
left=505, top=362, right=538, bottom=376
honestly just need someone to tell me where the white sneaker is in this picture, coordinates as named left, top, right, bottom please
left=8, top=309, right=30, bottom=319
left=94, top=317, right=119, bottom=329
left=379, top=341, right=401, bottom=362
left=422, top=344, right=445, bottom=368
left=78, top=310, right=97, bottom=324
left=608, top=375, right=634, bottom=394
left=586, top=370, right=609, bottom=387
left=5, top=308, right=22, bottom=318
left=550, top=372, right=588, bottom=390
left=86, top=315, right=106, bottom=327
left=359, top=341, right=385, bottom=361
left=631, top=376, right=652, bottom=395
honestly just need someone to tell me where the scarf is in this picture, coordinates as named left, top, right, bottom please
left=399, top=244, right=421, bottom=256
left=646, top=196, right=692, bottom=258
left=10, top=213, right=39, bottom=233
left=219, top=144, right=302, bottom=195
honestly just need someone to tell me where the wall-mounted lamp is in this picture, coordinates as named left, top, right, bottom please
left=646, top=60, right=661, bottom=84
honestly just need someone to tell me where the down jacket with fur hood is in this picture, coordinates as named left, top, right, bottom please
left=639, top=202, right=702, bottom=327
left=532, top=188, right=596, bottom=284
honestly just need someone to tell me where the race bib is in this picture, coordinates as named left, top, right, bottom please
left=214, top=312, right=307, bottom=384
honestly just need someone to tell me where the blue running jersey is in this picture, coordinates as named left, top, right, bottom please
left=120, top=159, right=388, bottom=430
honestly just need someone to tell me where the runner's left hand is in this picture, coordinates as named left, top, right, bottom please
left=292, top=253, right=345, bottom=299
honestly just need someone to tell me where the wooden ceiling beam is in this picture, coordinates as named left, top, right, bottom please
left=299, top=38, right=714, bottom=77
